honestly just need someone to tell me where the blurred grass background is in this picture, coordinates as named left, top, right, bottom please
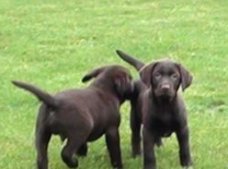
left=0, top=0, right=227, bottom=168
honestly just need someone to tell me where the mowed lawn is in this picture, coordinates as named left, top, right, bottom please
left=0, top=0, right=227, bottom=169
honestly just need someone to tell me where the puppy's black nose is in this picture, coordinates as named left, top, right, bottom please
left=161, top=84, right=170, bottom=92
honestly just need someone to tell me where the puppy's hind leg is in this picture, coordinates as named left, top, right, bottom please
left=61, top=134, right=88, bottom=168
left=36, top=127, right=51, bottom=169
left=77, top=143, right=88, bottom=157
left=61, top=140, right=79, bottom=168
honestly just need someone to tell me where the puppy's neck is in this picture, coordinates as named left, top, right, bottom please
left=92, top=80, right=112, bottom=91
left=91, top=79, right=123, bottom=102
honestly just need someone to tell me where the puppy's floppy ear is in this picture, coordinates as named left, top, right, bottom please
left=177, top=64, right=193, bottom=91
left=114, top=73, right=131, bottom=96
left=139, top=62, right=158, bottom=87
left=82, top=67, right=106, bottom=83
left=114, top=74, right=125, bottom=94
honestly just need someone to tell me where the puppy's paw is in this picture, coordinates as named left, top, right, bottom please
left=112, top=161, right=123, bottom=169
left=132, top=149, right=141, bottom=158
left=183, top=166, right=193, bottom=169
left=113, top=164, right=123, bottom=169
left=61, top=149, right=79, bottom=168
left=155, top=138, right=163, bottom=147
left=182, top=161, right=193, bottom=169
left=77, top=144, right=88, bottom=157
left=132, top=152, right=141, bottom=158
left=65, top=158, right=78, bottom=168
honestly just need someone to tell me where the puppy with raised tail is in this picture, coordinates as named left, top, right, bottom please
left=12, top=65, right=133, bottom=169
left=116, top=50, right=193, bottom=169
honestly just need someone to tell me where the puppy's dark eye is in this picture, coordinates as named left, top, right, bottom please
left=154, top=73, right=161, bottom=79
left=171, top=73, right=178, bottom=80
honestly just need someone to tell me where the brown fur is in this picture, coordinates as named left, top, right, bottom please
left=116, top=50, right=193, bottom=169
left=12, top=65, right=133, bottom=169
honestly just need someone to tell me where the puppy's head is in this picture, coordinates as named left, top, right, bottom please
left=116, top=50, right=192, bottom=101
left=140, top=60, right=192, bottom=100
left=82, top=65, right=134, bottom=99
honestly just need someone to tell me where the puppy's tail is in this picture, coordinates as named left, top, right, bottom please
left=116, top=50, right=145, bottom=71
left=12, top=80, right=58, bottom=108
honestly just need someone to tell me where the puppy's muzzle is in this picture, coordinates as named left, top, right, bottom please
left=160, top=83, right=171, bottom=95
left=156, top=83, right=175, bottom=98
left=160, top=84, right=171, bottom=93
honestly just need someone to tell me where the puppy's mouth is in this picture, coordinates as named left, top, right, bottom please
left=154, top=90, right=175, bottom=100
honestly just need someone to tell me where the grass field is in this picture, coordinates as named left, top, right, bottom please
left=0, top=0, right=227, bottom=169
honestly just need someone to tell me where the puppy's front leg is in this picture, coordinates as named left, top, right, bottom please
left=105, top=128, right=123, bottom=169
left=176, top=126, right=192, bottom=167
left=130, top=101, right=141, bottom=157
left=143, top=128, right=156, bottom=169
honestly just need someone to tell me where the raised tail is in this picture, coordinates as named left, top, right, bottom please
left=12, top=80, right=58, bottom=107
left=116, top=50, right=145, bottom=71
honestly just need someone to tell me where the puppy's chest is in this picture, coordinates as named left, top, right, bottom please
left=150, top=112, right=178, bottom=137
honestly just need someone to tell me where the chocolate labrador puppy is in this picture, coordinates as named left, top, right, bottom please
left=116, top=50, right=193, bottom=169
left=12, top=65, right=133, bottom=169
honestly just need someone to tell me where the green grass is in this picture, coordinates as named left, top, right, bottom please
left=0, top=0, right=227, bottom=168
